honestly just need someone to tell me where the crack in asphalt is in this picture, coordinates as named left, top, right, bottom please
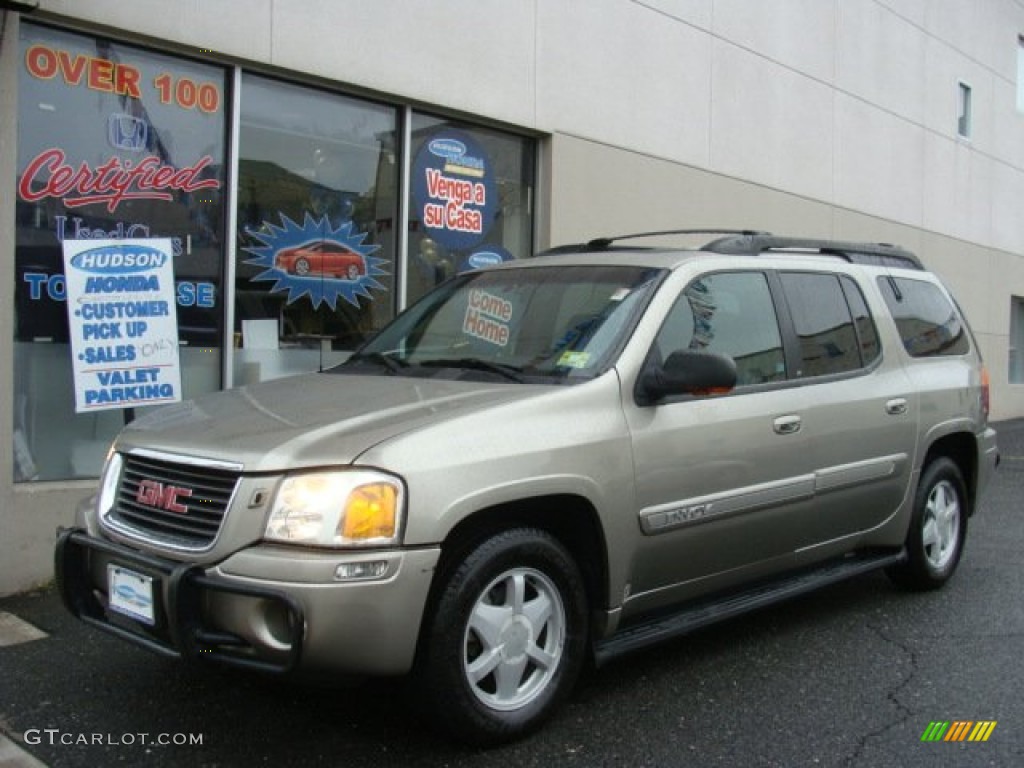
left=841, top=623, right=919, bottom=767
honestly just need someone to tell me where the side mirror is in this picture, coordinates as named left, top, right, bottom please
left=637, top=349, right=737, bottom=405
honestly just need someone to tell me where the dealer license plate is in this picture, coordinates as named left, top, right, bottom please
left=107, top=564, right=156, bottom=626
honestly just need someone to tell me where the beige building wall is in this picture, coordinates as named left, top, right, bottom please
left=2, top=0, right=1023, bottom=594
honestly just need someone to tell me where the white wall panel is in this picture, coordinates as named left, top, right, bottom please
left=634, top=0, right=713, bottom=30
left=992, top=77, right=1024, bottom=170
left=711, top=0, right=836, bottom=83
left=41, top=0, right=275, bottom=61
left=710, top=40, right=833, bottom=201
left=991, top=160, right=1024, bottom=253
left=536, top=0, right=712, bottom=166
left=833, top=94, right=924, bottom=224
left=873, top=0, right=929, bottom=27
left=271, top=0, right=538, bottom=127
left=925, top=0, right=1024, bottom=81
left=836, top=0, right=927, bottom=123
left=922, top=133, right=994, bottom=244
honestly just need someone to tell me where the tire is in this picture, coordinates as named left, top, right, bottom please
left=416, top=528, right=589, bottom=745
left=294, top=257, right=311, bottom=276
left=887, top=457, right=968, bottom=590
left=346, top=264, right=360, bottom=281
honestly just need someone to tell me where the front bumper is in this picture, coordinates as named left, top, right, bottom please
left=56, top=528, right=440, bottom=676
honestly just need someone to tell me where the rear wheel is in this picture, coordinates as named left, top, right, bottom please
left=417, top=528, right=588, bottom=744
left=887, top=457, right=968, bottom=590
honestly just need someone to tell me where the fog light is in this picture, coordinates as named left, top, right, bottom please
left=334, top=561, right=389, bottom=582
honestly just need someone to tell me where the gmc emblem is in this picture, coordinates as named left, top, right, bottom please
left=135, top=479, right=193, bottom=514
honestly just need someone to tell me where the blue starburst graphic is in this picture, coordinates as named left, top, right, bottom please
left=243, top=213, right=387, bottom=309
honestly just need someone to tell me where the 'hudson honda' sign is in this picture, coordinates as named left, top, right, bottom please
left=62, top=238, right=182, bottom=413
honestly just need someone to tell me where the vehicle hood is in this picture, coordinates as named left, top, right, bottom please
left=116, top=372, right=538, bottom=472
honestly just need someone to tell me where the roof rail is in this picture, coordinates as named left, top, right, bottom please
left=586, top=229, right=771, bottom=250
left=701, top=234, right=923, bottom=270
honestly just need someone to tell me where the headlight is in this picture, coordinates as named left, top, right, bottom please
left=263, top=470, right=404, bottom=548
left=96, top=448, right=123, bottom=516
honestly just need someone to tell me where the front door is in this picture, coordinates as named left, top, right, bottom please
left=623, top=270, right=821, bottom=615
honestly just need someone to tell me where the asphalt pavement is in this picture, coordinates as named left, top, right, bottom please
left=2, top=421, right=1023, bottom=768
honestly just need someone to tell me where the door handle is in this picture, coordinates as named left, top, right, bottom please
left=773, top=415, right=802, bottom=435
left=885, top=398, right=908, bottom=416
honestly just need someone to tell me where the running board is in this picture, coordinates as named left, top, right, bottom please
left=594, top=549, right=906, bottom=665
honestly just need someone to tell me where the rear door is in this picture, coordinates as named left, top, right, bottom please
left=776, top=271, right=917, bottom=542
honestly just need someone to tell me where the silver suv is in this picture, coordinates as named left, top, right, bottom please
left=57, top=231, right=1000, bottom=743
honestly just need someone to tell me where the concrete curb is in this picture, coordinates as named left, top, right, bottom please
left=0, top=733, right=47, bottom=768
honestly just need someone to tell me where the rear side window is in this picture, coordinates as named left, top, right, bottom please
left=840, top=276, right=881, bottom=365
left=877, top=277, right=969, bottom=357
left=780, top=272, right=872, bottom=377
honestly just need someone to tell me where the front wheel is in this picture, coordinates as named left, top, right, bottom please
left=887, top=457, right=968, bottom=590
left=416, top=528, right=589, bottom=745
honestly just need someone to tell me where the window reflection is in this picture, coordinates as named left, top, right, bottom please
left=14, top=23, right=227, bottom=480
left=233, top=75, right=399, bottom=384
left=656, top=272, right=786, bottom=387
left=407, top=114, right=535, bottom=305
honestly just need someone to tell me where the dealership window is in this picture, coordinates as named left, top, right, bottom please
left=1010, top=297, right=1024, bottom=384
left=406, top=114, right=535, bottom=305
left=233, top=74, right=399, bottom=385
left=14, top=23, right=227, bottom=481
left=12, top=26, right=535, bottom=483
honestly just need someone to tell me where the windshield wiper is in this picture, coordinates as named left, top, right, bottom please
left=346, top=351, right=410, bottom=375
left=418, top=358, right=525, bottom=382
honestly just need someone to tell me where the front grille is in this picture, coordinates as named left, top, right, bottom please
left=107, top=453, right=241, bottom=550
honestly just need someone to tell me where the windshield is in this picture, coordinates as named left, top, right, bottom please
left=338, top=264, right=664, bottom=383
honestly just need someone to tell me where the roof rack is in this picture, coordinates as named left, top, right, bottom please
left=701, top=234, right=923, bottom=270
left=586, top=229, right=771, bottom=250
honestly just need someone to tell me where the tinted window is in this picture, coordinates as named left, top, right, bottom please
left=654, top=272, right=785, bottom=386
left=877, top=277, right=970, bottom=357
left=840, top=276, right=881, bottom=365
left=780, top=273, right=861, bottom=377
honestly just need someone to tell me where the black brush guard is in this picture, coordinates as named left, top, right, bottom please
left=55, top=527, right=304, bottom=674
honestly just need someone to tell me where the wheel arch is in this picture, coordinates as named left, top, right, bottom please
left=921, top=431, right=979, bottom=513
left=419, top=494, right=610, bottom=648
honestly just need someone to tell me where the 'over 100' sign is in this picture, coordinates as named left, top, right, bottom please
left=62, top=238, right=182, bottom=413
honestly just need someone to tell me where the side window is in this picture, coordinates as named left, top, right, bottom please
left=780, top=272, right=862, bottom=377
left=654, top=272, right=786, bottom=386
left=877, top=277, right=970, bottom=357
left=840, top=276, right=881, bottom=366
